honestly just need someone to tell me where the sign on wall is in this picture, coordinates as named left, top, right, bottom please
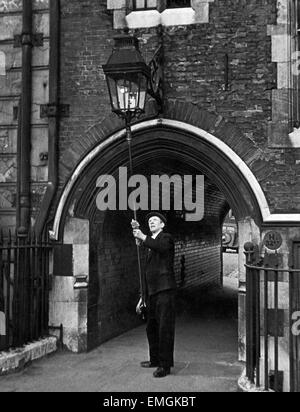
left=263, top=231, right=283, bottom=251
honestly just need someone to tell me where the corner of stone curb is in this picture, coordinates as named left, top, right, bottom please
left=0, top=336, right=57, bottom=376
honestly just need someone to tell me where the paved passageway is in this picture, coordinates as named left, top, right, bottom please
left=0, top=276, right=243, bottom=392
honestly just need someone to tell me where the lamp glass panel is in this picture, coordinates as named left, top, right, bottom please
left=116, top=79, right=141, bottom=112
left=138, top=75, right=148, bottom=111
left=107, top=76, right=119, bottom=111
left=136, top=0, right=145, bottom=9
left=106, top=71, right=148, bottom=113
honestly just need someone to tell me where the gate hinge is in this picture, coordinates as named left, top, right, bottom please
left=40, top=104, right=70, bottom=119
left=14, top=33, right=44, bottom=48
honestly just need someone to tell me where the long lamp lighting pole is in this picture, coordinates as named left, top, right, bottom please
left=102, top=33, right=162, bottom=316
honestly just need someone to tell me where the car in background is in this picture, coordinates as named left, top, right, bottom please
left=222, top=211, right=238, bottom=253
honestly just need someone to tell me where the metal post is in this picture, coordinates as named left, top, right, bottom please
left=244, top=242, right=255, bottom=382
left=17, top=0, right=33, bottom=236
left=5, top=232, right=12, bottom=349
left=0, top=231, right=4, bottom=351
left=35, top=0, right=60, bottom=238
left=249, top=267, right=254, bottom=382
left=255, top=268, right=261, bottom=387
left=264, top=269, right=269, bottom=391
left=289, top=270, right=295, bottom=392
left=274, top=267, right=279, bottom=392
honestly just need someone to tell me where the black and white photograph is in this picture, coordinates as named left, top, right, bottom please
left=0, top=0, right=300, bottom=396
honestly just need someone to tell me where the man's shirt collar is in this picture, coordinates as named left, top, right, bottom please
left=151, top=229, right=163, bottom=239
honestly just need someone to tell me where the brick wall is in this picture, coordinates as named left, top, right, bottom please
left=1, top=0, right=299, bottom=231
left=128, top=0, right=276, bottom=148
left=174, top=230, right=222, bottom=290
left=56, top=0, right=300, bottom=218
left=88, top=210, right=142, bottom=348
left=58, top=0, right=115, bottom=182
left=172, top=185, right=224, bottom=290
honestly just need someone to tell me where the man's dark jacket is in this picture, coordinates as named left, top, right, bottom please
left=143, top=232, right=176, bottom=297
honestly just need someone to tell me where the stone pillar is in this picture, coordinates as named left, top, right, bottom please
left=49, top=217, right=89, bottom=352
left=237, top=217, right=261, bottom=362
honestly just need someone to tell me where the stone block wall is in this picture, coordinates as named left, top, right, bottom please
left=0, top=0, right=50, bottom=234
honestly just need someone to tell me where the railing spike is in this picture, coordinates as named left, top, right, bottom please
left=14, top=229, right=19, bottom=246
left=35, top=230, right=39, bottom=246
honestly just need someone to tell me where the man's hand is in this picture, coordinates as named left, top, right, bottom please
left=136, top=298, right=146, bottom=315
left=136, top=298, right=143, bottom=315
left=131, top=220, right=144, bottom=246
left=133, top=229, right=147, bottom=242
left=131, top=220, right=140, bottom=230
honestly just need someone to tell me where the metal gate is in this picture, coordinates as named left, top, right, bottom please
left=0, top=231, right=51, bottom=352
left=290, top=242, right=300, bottom=392
left=245, top=243, right=300, bottom=392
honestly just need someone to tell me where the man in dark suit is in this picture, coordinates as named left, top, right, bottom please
left=133, top=212, right=176, bottom=378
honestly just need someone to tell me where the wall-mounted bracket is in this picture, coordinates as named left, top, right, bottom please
left=148, top=44, right=164, bottom=113
left=40, top=104, right=70, bottom=119
left=14, top=33, right=44, bottom=48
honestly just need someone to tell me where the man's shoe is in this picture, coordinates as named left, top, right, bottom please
left=140, top=361, right=159, bottom=368
left=153, top=367, right=171, bottom=378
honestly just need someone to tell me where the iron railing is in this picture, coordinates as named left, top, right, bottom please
left=290, top=267, right=300, bottom=392
left=0, top=231, right=51, bottom=352
left=245, top=245, right=300, bottom=392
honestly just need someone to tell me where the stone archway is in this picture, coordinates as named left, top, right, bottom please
left=52, top=100, right=269, bottom=241
left=49, top=101, right=269, bottom=353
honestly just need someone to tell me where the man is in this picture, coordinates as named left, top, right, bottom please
left=132, top=212, right=177, bottom=378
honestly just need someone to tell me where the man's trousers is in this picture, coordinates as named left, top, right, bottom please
left=146, top=289, right=176, bottom=368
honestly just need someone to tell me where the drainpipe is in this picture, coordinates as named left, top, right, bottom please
left=34, top=0, right=60, bottom=238
left=17, top=0, right=33, bottom=237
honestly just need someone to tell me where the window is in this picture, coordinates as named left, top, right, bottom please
left=112, top=0, right=213, bottom=29
left=132, top=0, right=157, bottom=10
left=132, top=0, right=190, bottom=11
left=167, top=0, right=190, bottom=8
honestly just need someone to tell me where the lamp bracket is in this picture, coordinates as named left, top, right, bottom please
left=40, top=103, right=70, bottom=118
left=148, top=45, right=164, bottom=112
left=14, top=33, right=44, bottom=48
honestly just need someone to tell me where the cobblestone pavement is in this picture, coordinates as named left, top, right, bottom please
left=0, top=276, right=243, bottom=392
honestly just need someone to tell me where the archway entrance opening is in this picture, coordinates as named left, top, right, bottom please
left=52, top=121, right=264, bottom=361
left=87, top=155, right=232, bottom=349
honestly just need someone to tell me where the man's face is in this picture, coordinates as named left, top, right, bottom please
left=148, top=216, right=165, bottom=234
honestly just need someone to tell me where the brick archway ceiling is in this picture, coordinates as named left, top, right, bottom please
left=63, top=128, right=260, bottom=229
left=57, top=100, right=263, bottom=238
